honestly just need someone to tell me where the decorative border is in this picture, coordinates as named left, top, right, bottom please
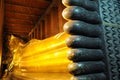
left=99, top=0, right=120, bottom=79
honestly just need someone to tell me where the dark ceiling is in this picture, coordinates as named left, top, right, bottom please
left=4, top=0, right=52, bottom=37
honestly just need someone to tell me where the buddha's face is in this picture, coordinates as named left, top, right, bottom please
left=8, top=35, right=25, bottom=53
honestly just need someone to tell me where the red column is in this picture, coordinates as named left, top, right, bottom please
left=0, top=0, right=4, bottom=77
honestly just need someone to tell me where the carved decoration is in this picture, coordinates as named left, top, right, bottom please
left=99, top=0, right=120, bottom=79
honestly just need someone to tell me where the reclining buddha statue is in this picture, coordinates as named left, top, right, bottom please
left=4, top=32, right=73, bottom=80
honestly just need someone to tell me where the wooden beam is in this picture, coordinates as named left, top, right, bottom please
left=5, top=28, right=31, bottom=33
left=5, top=3, right=44, bottom=16
left=5, top=23, right=33, bottom=32
left=5, top=2, right=46, bottom=10
left=5, top=23, right=34, bottom=28
left=5, top=31, right=28, bottom=35
left=5, top=18, right=34, bottom=25
left=5, top=11, right=39, bottom=23
left=5, top=0, right=50, bottom=9
left=0, top=0, right=4, bottom=77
